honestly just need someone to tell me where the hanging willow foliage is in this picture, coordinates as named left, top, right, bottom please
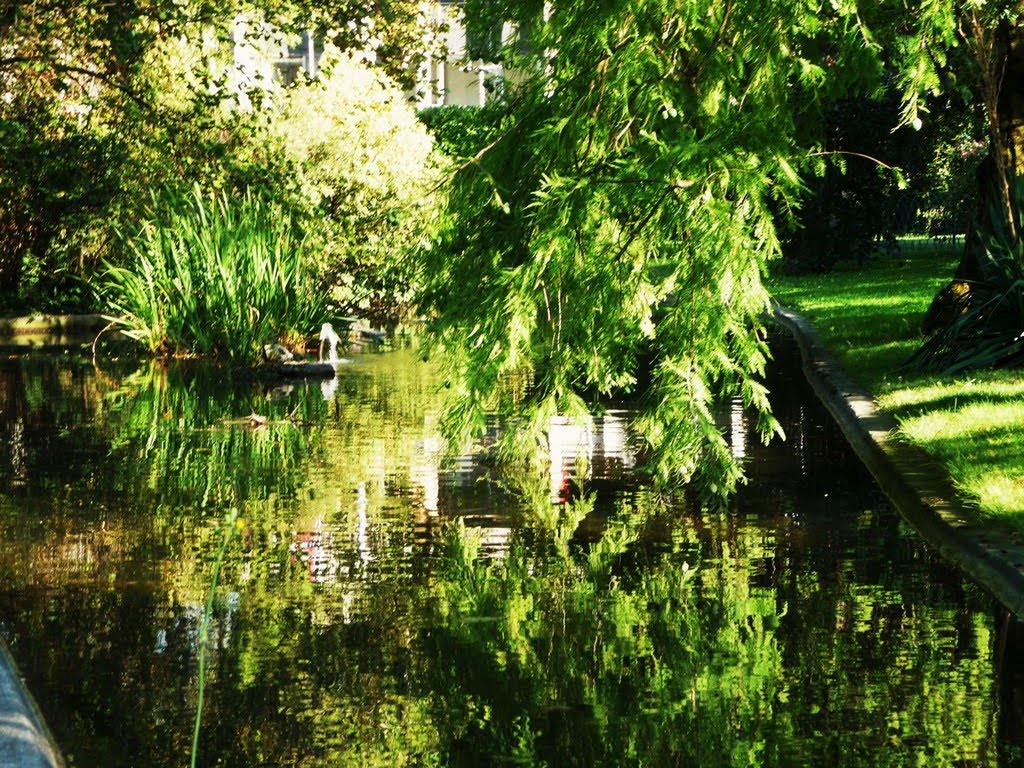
left=418, top=0, right=884, bottom=492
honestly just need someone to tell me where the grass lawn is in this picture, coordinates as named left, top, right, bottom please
left=769, top=240, right=1024, bottom=527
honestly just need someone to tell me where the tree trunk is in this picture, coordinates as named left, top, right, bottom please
left=0, top=215, right=28, bottom=298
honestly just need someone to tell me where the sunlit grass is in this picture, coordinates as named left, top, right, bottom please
left=770, top=248, right=956, bottom=388
left=770, top=241, right=1024, bottom=525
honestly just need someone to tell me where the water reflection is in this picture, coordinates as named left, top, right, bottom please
left=0, top=342, right=1020, bottom=766
left=545, top=411, right=636, bottom=503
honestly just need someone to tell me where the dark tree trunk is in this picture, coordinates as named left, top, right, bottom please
left=0, top=215, right=29, bottom=297
left=997, top=15, right=1024, bottom=181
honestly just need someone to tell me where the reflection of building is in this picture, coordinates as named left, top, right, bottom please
left=547, top=412, right=635, bottom=502
left=729, top=397, right=747, bottom=459
left=406, top=412, right=640, bottom=521
left=291, top=518, right=339, bottom=583
left=410, top=436, right=442, bottom=513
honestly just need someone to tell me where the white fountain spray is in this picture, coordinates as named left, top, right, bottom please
left=318, top=322, right=341, bottom=363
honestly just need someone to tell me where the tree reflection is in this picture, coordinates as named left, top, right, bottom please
left=421, top=495, right=999, bottom=768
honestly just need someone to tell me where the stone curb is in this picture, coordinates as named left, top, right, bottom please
left=0, top=315, right=108, bottom=337
left=774, top=304, right=1024, bottom=617
left=0, top=637, right=63, bottom=767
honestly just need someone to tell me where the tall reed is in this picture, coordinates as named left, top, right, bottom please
left=191, top=508, right=240, bottom=768
left=101, top=186, right=323, bottom=363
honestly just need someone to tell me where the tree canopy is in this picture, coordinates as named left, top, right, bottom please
left=419, top=0, right=1024, bottom=489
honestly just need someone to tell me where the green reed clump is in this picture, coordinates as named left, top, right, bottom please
left=101, top=186, right=323, bottom=363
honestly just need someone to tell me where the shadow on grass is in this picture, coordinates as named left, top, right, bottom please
left=886, top=389, right=1024, bottom=423
left=915, top=425, right=1021, bottom=462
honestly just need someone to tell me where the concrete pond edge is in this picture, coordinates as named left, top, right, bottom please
left=0, top=636, right=63, bottom=767
left=774, top=304, right=1024, bottom=617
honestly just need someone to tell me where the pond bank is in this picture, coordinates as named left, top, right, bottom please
left=0, top=315, right=107, bottom=337
left=0, top=637, right=63, bottom=767
left=769, top=245, right=1024, bottom=526
left=775, top=305, right=1024, bottom=616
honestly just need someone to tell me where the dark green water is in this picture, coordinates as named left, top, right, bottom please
left=0, top=341, right=1022, bottom=767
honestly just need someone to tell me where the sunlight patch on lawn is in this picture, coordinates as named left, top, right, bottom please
left=956, top=470, right=1024, bottom=519
left=770, top=243, right=1024, bottom=524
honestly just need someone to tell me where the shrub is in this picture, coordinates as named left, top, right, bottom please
left=272, top=49, right=440, bottom=322
left=0, top=103, right=123, bottom=314
left=100, top=186, right=323, bottom=363
left=417, top=104, right=505, bottom=159
left=913, top=117, right=986, bottom=240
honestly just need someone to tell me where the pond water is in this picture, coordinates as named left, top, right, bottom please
left=0, top=338, right=1023, bottom=767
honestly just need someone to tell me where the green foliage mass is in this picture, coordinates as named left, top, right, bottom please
left=0, top=0, right=440, bottom=317
left=417, top=104, right=505, bottom=159
left=271, top=49, right=440, bottom=320
left=779, top=19, right=986, bottom=274
left=0, top=1, right=443, bottom=336
left=0, top=3, right=145, bottom=313
left=422, top=0, right=885, bottom=491
left=0, top=110, right=121, bottom=313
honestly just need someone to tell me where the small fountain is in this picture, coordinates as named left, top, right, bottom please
left=319, top=322, right=341, bottom=363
